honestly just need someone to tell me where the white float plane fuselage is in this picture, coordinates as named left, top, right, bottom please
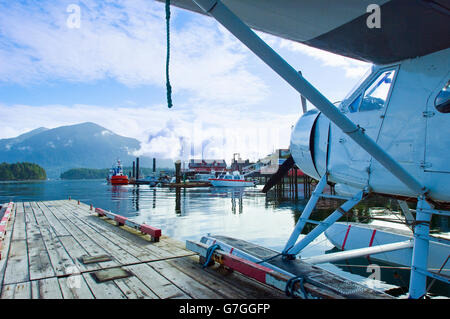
left=290, top=48, right=450, bottom=204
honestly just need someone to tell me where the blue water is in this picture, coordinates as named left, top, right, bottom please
left=1, top=179, right=448, bottom=298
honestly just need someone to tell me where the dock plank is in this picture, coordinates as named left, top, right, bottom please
left=124, top=263, right=191, bottom=299
left=35, top=202, right=71, bottom=237
left=53, top=204, right=141, bottom=265
left=0, top=203, right=16, bottom=291
left=29, top=202, right=79, bottom=277
left=114, top=276, right=159, bottom=299
left=149, top=260, right=225, bottom=299
left=23, top=202, right=56, bottom=281
left=37, top=226, right=79, bottom=277
left=43, top=202, right=122, bottom=270
left=82, top=273, right=127, bottom=299
left=3, top=203, right=30, bottom=285
left=59, top=275, right=94, bottom=299
left=31, top=277, right=63, bottom=299
left=1, top=282, right=31, bottom=299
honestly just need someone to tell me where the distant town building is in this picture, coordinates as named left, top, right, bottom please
left=230, top=153, right=253, bottom=173
left=187, top=159, right=227, bottom=173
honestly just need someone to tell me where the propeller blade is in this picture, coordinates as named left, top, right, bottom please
left=262, top=155, right=295, bottom=193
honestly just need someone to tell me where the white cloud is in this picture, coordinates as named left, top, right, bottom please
left=0, top=102, right=297, bottom=162
left=278, top=39, right=372, bottom=79
left=0, top=0, right=267, bottom=105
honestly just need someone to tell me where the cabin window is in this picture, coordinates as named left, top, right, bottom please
left=435, top=80, right=450, bottom=113
left=359, top=70, right=396, bottom=112
left=348, top=94, right=362, bottom=113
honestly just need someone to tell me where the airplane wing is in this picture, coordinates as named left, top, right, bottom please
left=157, top=0, right=450, bottom=64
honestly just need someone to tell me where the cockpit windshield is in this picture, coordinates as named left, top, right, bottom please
left=346, top=67, right=396, bottom=113
left=341, top=66, right=374, bottom=104
left=435, top=80, right=450, bottom=113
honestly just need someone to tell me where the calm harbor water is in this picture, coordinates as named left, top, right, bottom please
left=1, top=179, right=448, bottom=298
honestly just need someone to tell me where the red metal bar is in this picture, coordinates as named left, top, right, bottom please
left=140, top=224, right=161, bottom=239
left=220, top=253, right=277, bottom=283
left=95, top=207, right=107, bottom=216
left=114, top=215, right=127, bottom=226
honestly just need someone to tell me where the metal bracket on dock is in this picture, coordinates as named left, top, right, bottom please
left=186, top=239, right=318, bottom=299
left=186, top=237, right=393, bottom=299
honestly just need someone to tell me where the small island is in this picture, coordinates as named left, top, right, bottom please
left=60, top=167, right=170, bottom=180
left=60, top=168, right=109, bottom=180
left=0, top=162, right=47, bottom=181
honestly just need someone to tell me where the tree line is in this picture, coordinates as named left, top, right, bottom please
left=60, top=167, right=174, bottom=179
left=0, top=162, right=47, bottom=180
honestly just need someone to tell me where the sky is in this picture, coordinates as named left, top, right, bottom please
left=0, top=0, right=372, bottom=163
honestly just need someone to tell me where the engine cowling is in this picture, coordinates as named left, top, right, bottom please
left=289, top=110, right=329, bottom=180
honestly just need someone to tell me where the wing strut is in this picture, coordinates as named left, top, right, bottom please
left=191, top=0, right=427, bottom=197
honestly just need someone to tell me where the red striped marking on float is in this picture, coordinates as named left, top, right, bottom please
left=341, top=225, right=352, bottom=250
left=368, top=229, right=377, bottom=247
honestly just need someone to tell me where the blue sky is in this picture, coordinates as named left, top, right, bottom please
left=0, top=0, right=371, bottom=162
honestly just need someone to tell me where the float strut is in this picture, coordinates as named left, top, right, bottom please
left=282, top=174, right=328, bottom=255
left=408, top=196, right=432, bottom=299
left=285, top=189, right=366, bottom=257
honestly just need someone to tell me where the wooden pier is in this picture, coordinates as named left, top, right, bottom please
left=0, top=200, right=286, bottom=299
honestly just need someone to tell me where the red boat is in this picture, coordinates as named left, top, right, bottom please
left=107, top=160, right=129, bottom=185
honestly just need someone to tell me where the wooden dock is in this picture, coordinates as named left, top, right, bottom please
left=0, top=200, right=286, bottom=299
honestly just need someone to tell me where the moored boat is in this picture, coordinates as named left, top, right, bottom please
left=209, top=171, right=255, bottom=187
left=107, top=159, right=129, bottom=185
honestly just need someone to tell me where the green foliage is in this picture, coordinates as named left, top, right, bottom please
left=60, top=167, right=174, bottom=180
left=0, top=162, right=47, bottom=181
left=60, top=168, right=108, bottom=180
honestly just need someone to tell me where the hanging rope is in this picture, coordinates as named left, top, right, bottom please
left=165, top=0, right=173, bottom=108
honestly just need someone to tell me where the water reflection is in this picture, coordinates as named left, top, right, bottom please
left=131, top=186, right=140, bottom=211
left=210, top=187, right=245, bottom=215
left=175, top=187, right=181, bottom=216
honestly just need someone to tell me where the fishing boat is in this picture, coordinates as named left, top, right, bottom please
left=209, top=171, right=255, bottom=187
left=107, top=159, right=129, bottom=185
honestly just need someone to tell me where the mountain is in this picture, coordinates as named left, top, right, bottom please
left=0, top=127, right=49, bottom=148
left=0, top=122, right=173, bottom=178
